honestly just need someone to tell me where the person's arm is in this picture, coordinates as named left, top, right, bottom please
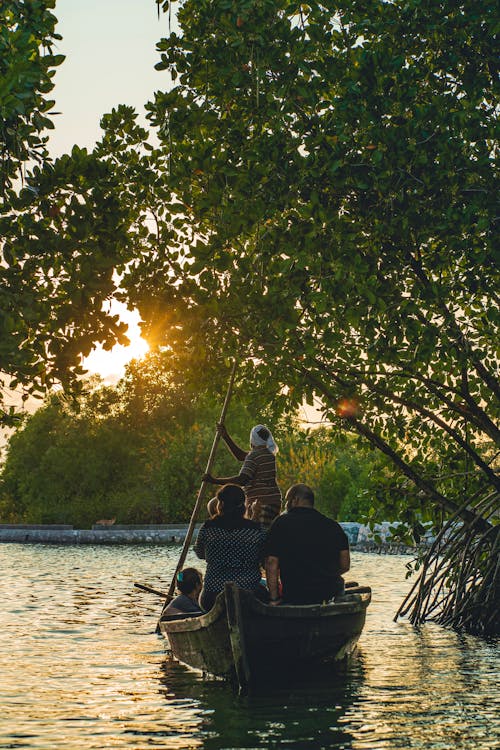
left=203, top=449, right=255, bottom=486
left=202, top=471, right=251, bottom=486
left=217, top=423, right=248, bottom=462
left=265, top=555, right=281, bottom=605
left=193, top=525, right=207, bottom=560
left=339, top=549, right=350, bottom=574
left=333, top=523, right=350, bottom=575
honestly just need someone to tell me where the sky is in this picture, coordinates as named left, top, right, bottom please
left=49, top=0, right=170, bottom=157
left=48, top=0, right=174, bottom=380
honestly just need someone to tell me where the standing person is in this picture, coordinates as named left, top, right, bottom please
left=264, top=483, right=350, bottom=606
left=194, top=484, right=268, bottom=611
left=203, top=423, right=282, bottom=528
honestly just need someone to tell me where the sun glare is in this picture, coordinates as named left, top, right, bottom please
left=83, top=304, right=149, bottom=381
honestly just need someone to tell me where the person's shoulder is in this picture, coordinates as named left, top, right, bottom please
left=248, top=445, right=273, bottom=458
left=242, top=449, right=258, bottom=466
left=245, top=446, right=259, bottom=457
left=171, top=594, right=201, bottom=613
left=240, top=518, right=263, bottom=530
left=317, top=511, right=339, bottom=524
left=318, top=514, right=348, bottom=536
left=171, top=594, right=189, bottom=608
left=201, top=518, right=219, bottom=529
left=267, top=511, right=290, bottom=531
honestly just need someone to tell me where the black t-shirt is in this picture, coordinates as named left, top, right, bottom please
left=263, top=506, right=349, bottom=604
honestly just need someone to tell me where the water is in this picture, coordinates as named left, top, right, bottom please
left=0, top=544, right=498, bottom=750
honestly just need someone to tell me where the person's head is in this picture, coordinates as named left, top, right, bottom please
left=207, top=497, right=219, bottom=518
left=250, top=424, right=278, bottom=454
left=176, top=567, right=203, bottom=597
left=216, top=484, right=246, bottom=518
left=285, top=483, right=315, bottom=511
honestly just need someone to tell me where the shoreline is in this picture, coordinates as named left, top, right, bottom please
left=0, top=523, right=423, bottom=553
left=0, top=523, right=195, bottom=545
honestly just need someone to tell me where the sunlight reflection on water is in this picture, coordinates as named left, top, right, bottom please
left=0, top=544, right=498, bottom=749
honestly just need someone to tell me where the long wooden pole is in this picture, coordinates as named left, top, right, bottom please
left=135, top=582, right=167, bottom=597
left=158, top=360, right=238, bottom=624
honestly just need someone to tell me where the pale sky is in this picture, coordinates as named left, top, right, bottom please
left=49, top=0, right=171, bottom=157
left=47, top=0, right=174, bottom=378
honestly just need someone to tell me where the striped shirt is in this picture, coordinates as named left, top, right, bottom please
left=241, top=446, right=282, bottom=507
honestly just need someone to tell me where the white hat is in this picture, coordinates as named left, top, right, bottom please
left=250, top=424, right=278, bottom=454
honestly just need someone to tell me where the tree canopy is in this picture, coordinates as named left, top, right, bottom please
left=0, top=352, right=384, bottom=526
left=97, top=0, right=499, bottom=528
left=0, top=1, right=140, bottom=423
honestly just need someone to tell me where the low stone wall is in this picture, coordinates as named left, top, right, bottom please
left=0, top=524, right=199, bottom=545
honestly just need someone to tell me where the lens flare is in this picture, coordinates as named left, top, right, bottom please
left=335, top=398, right=361, bottom=418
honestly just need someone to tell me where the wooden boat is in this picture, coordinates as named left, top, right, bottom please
left=159, top=582, right=371, bottom=690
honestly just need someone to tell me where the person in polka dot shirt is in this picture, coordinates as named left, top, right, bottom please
left=194, top=484, right=268, bottom=611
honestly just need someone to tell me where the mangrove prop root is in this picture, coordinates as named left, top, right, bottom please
left=395, top=491, right=499, bottom=636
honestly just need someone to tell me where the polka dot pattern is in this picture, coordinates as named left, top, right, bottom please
left=194, top=521, right=267, bottom=595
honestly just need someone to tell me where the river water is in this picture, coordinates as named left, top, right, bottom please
left=0, top=544, right=498, bottom=750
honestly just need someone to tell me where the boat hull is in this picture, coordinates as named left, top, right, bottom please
left=163, top=594, right=234, bottom=676
left=160, top=584, right=371, bottom=687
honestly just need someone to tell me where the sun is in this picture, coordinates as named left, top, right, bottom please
left=83, top=303, right=149, bottom=381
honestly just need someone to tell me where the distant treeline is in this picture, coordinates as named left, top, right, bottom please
left=0, top=354, right=394, bottom=529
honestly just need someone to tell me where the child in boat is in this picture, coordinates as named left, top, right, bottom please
left=162, top=568, right=204, bottom=616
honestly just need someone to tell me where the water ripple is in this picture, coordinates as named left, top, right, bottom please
left=0, top=545, right=498, bottom=749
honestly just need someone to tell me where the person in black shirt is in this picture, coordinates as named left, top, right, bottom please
left=264, top=483, right=350, bottom=605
